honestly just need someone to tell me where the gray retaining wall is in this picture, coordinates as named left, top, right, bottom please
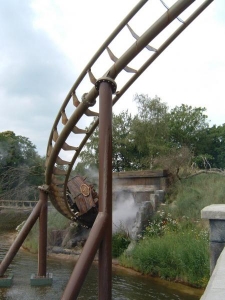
left=201, top=204, right=225, bottom=299
left=200, top=247, right=225, bottom=300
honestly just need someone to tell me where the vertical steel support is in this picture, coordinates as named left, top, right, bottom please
left=0, top=199, right=43, bottom=276
left=38, top=187, right=48, bottom=277
left=98, top=80, right=113, bottom=300
left=61, top=213, right=108, bottom=300
left=61, top=79, right=116, bottom=299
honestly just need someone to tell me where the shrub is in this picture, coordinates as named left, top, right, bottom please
left=112, top=226, right=130, bottom=258
left=21, top=221, right=39, bottom=253
left=120, top=226, right=209, bottom=287
left=144, top=210, right=179, bottom=237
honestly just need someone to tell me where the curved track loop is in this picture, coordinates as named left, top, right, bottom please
left=45, top=0, right=213, bottom=220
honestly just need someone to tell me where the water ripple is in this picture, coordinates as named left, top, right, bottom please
left=1, top=231, right=199, bottom=300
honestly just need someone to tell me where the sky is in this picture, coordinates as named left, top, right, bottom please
left=0, top=0, right=224, bottom=156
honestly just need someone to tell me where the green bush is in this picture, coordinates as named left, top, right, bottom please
left=112, top=227, right=130, bottom=258
left=144, top=210, right=179, bottom=237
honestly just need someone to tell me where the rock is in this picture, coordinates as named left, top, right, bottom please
left=62, top=224, right=90, bottom=248
left=155, top=190, right=165, bottom=203
left=51, top=246, right=64, bottom=254
left=131, top=201, right=153, bottom=240
left=49, top=230, right=66, bottom=246
left=150, top=190, right=165, bottom=212
left=125, top=240, right=137, bottom=254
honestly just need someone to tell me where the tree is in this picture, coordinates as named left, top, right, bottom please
left=167, top=104, right=209, bottom=150
left=112, top=111, right=139, bottom=171
left=0, top=131, right=45, bottom=200
left=75, top=111, right=136, bottom=173
left=76, top=118, right=99, bottom=172
left=131, top=94, right=170, bottom=168
left=76, top=111, right=137, bottom=173
left=194, top=124, right=225, bottom=169
left=76, top=95, right=172, bottom=172
left=210, top=124, right=225, bottom=169
left=75, top=94, right=224, bottom=175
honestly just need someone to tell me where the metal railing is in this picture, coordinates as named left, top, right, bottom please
left=0, top=200, right=51, bottom=210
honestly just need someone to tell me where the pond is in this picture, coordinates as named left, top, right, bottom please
left=0, top=230, right=202, bottom=300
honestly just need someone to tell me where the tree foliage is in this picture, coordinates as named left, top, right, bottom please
left=131, top=94, right=170, bottom=168
left=167, top=104, right=209, bottom=149
left=194, top=124, right=225, bottom=169
left=75, top=94, right=225, bottom=176
left=0, top=131, right=45, bottom=200
left=76, top=111, right=137, bottom=173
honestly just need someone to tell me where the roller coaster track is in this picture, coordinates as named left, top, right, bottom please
left=0, top=0, right=214, bottom=298
left=45, top=0, right=214, bottom=221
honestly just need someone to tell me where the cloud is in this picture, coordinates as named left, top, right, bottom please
left=0, top=0, right=77, bottom=155
left=0, top=0, right=225, bottom=158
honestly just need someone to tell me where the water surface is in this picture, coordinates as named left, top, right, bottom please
left=0, top=231, right=202, bottom=299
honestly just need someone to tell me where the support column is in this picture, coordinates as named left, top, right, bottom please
left=0, top=199, right=43, bottom=277
left=201, top=204, right=225, bottom=274
left=38, top=187, right=48, bottom=276
left=30, top=185, right=53, bottom=286
left=96, top=77, right=116, bottom=300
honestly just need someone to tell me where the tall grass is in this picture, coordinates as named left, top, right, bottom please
left=47, top=209, right=70, bottom=231
left=0, top=210, right=30, bottom=230
left=22, top=208, right=70, bottom=253
left=167, top=173, right=225, bottom=219
left=21, top=221, right=39, bottom=253
left=120, top=228, right=209, bottom=287
left=112, top=224, right=131, bottom=258
left=11, top=173, right=222, bottom=287
left=119, top=174, right=224, bottom=288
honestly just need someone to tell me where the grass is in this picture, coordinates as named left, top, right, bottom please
left=118, top=173, right=225, bottom=288
left=0, top=210, right=30, bottom=230
left=166, top=173, right=225, bottom=219
left=21, top=208, right=70, bottom=253
left=6, top=173, right=223, bottom=287
left=112, top=225, right=131, bottom=258
left=120, top=227, right=209, bottom=287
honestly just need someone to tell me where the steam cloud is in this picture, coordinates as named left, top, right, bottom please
left=112, top=192, right=139, bottom=234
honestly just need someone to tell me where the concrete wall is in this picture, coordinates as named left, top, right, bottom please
left=201, top=204, right=225, bottom=299
left=200, top=247, right=225, bottom=300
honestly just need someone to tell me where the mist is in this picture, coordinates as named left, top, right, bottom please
left=112, top=192, right=139, bottom=234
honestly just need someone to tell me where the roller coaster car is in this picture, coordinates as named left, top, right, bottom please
left=67, top=175, right=99, bottom=228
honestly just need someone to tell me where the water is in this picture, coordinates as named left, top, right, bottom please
left=0, top=231, right=202, bottom=300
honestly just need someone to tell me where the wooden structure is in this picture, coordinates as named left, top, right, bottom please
left=66, top=175, right=99, bottom=228
left=113, top=170, right=169, bottom=203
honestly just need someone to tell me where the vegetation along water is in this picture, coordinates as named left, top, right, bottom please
left=0, top=229, right=201, bottom=300
left=2, top=95, right=225, bottom=298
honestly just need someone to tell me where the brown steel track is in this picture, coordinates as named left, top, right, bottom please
left=45, top=0, right=214, bottom=221
left=0, top=1, right=214, bottom=298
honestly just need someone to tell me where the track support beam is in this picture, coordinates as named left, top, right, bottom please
left=0, top=199, right=43, bottom=277
left=98, top=80, right=114, bottom=299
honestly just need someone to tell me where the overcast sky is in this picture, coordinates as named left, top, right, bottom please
left=0, top=0, right=224, bottom=156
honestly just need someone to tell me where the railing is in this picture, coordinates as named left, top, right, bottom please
left=0, top=200, right=51, bottom=210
